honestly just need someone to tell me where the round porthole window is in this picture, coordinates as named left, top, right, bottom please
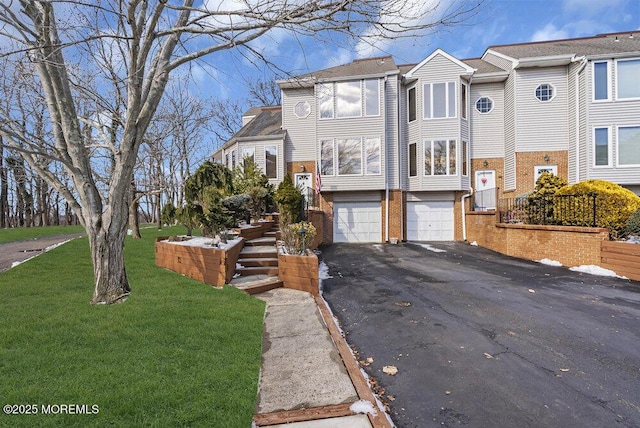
left=294, top=101, right=311, bottom=118
left=535, top=83, right=555, bottom=102
left=475, top=97, right=493, bottom=114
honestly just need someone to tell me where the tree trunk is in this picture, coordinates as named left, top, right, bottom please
left=89, top=228, right=131, bottom=304
left=0, top=142, right=8, bottom=228
left=129, top=180, right=141, bottom=239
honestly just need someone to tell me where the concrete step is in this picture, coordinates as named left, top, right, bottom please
left=237, top=266, right=279, bottom=276
left=264, top=231, right=277, bottom=237
left=245, top=236, right=276, bottom=246
left=238, top=257, right=278, bottom=267
left=230, top=275, right=283, bottom=295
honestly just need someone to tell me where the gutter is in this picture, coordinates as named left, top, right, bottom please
left=461, top=187, right=474, bottom=241
left=384, top=76, right=390, bottom=243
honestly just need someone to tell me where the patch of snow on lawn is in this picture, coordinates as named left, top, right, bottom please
left=537, top=258, right=563, bottom=267
left=570, top=265, right=627, bottom=279
left=415, top=243, right=446, bottom=253
left=350, top=400, right=377, bottom=415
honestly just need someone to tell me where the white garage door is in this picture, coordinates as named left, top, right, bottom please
left=407, top=201, right=454, bottom=241
left=334, top=202, right=381, bottom=243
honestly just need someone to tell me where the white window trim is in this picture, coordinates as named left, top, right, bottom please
left=462, top=140, right=469, bottom=176
left=317, top=83, right=334, bottom=120
left=592, top=126, right=612, bottom=168
left=407, top=85, right=417, bottom=123
left=335, top=81, right=362, bottom=119
left=592, top=61, right=611, bottom=102
left=320, top=139, right=335, bottom=177
left=423, top=81, right=457, bottom=120
left=409, top=142, right=417, bottom=177
left=294, top=101, right=311, bottom=118
left=475, top=96, right=494, bottom=114
left=423, top=139, right=457, bottom=176
left=533, top=165, right=558, bottom=186
left=364, top=137, right=382, bottom=176
left=616, top=124, right=640, bottom=168
left=615, top=58, right=640, bottom=101
left=364, top=80, right=381, bottom=117
left=461, top=82, right=469, bottom=120
left=265, top=145, right=278, bottom=179
left=534, top=83, right=556, bottom=102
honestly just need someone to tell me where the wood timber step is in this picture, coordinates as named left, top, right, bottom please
left=230, top=275, right=283, bottom=295
left=240, top=246, right=278, bottom=259
left=245, top=237, right=276, bottom=246
left=236, top=266, right=279, bottom=276
left=238, top=257, right=278, bottom=267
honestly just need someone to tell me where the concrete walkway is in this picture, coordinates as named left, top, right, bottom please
left=253, top=288, right=386, bottom=427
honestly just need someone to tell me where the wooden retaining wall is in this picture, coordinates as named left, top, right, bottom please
left=601, top=241, right=640, bottom=281
left=278, top=250, right=319, bottom=295
left=155, top=237, right=244, bottom=286
left=237, top=221, right=274, bottom=241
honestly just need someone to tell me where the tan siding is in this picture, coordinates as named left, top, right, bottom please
left=470, top=82, right=505, bottom=159
left=482, top=51, right=514, bottom=71
left=515, top=67, right=569, bottom=153
left=282, top=88, right=316, bottom=163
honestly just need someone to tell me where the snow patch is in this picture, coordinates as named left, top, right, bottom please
left=236, top=263, right=245, bottom=269
left=318, top=261, right=332, bottom=280
left=162, top=236, right=242, bottom=249
left=373, top=244, right=384, bottom=252
left=415, top=243, right=446, bottom=253
left=469, top=241, right=478, bottom=246
left=570, top=265, right=627, bottom=279
left=537, top=258, right=563, bottom=267
left=350, top=400, right=377, bottom=416
left=624, top=235, right=640, bottom=244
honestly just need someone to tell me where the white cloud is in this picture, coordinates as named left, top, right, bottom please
left=531, top=23, right=570, bottom=42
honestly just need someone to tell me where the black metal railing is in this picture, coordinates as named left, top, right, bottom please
left=498, top=193, right=598, bottom=227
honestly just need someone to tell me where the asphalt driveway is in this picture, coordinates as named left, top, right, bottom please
left=321, top=242, right=640, bottom=428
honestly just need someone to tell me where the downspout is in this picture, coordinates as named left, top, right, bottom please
left=461, top=187, right=474, bottom=242
left=397, top=79, right=403, bottom=242
left=384, top=76, right=390, bottom=242
left=574, top=56, right=588, bottom=183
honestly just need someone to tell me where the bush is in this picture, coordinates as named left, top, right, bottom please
left=555, top=180, right=640, bottom=233
left=281, top=221, right=316, bottom=255
left=526, top=172, right=568, bottom=224
left=161, top=202, right=177, bottom=226
left=626, top=208, right=640, bottom=237
left=274, top=175, right=302, bottom=226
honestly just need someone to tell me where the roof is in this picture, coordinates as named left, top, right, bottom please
left=487, top=31, right=640, bottom=60
left=462, top=58, right=505, bottom=74
left=278, top=56, right=398, bottom=88
left=217, top=106, right=284, bottom=153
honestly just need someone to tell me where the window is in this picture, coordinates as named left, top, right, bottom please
left=337, top=138, right=362, bottom=175
left=225, top=153, right=230, bottom=168
left=475, top=97, right=493, bottom=113
left=423, top=82, right=456, bottom=119
left=365, top=138, right=381, bottom=175
left=424, top=140, right=456, bottom=176
left=593, top=61, right=610, bottom=101
left=231, top=150, right=236, bottom=168
left=365, top=80, right=380, bottom=116
left=618, top=126, right=640, bottom=166
left=242, top=147, right=255, bottom=166
left=593, top=127, right=611, bottom=167
left=535, top=83, right=554, bottom=102
left=616, top=59, right=640, bottom=99
left=408, top=87, right=416, bottom=122
left=318, top=83, right=334, bottom=119
left=534, top=165, right=558, bottom=185
left=461, top=83, right=468, bottom=120
left=320, top=140, right=334, bottom=175
left=294, top=101, right=311, bottom=118
left=462, top=141, right=468, bottom=176
left=265, top=146, right=277, bottom=178
left=336, top=81, right=362, bottom=118
left=409, top=143, right=417, bottom=177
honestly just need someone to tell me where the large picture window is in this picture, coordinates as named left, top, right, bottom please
left=424, top=140, right=457, bottom=176
left=265, top=146, right=277, bottom=178
left=320, top=140, right=334, bottom=175
left=618, top=126, right=640, bottom=166
left=616, top=59, right=640, bottom=100
left=318, top=83, right=334, bottom=119
left=365, top=138, right=381, bottom=175
left=365, top=80, right=380, bottom=116
left=337, top=138, right=362, bottom=175
left=423, top=82, right=456, bottom=119
left=593, top=61, right=610, bottom=101
left=336, top=81, right=362, bottom=118
left=593, top=127, right=611, bottom=167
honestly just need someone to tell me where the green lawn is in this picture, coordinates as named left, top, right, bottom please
left=0, top=226, right=265, bottom=427
left=0, top=225, right=85, bottom=243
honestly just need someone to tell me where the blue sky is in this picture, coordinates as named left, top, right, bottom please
left=191, top=0, right=640, bottom=103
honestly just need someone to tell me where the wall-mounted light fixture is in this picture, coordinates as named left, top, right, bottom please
left=543, top=154, right=550, bottom=163
left=483, top=160, right=489, bottom=167
left=300, top=164, right=305, bottom=172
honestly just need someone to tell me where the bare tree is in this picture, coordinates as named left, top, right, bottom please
left=0, top=0, right=483, bottom=304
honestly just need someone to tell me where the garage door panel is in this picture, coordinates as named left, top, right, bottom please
left=334, top=202, right=381, bottom=243
left=407, top=201, right=454, bottom=241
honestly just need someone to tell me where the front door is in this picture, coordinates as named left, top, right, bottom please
left=475, top=170, right=496, bottom=210
left=295, top=173, right=313, bottom=208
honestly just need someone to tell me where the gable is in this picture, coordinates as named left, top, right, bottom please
left=405, top=49, right=475, bottom=78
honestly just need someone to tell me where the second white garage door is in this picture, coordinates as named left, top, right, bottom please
left=407, top=201, right=454, bottom=241
left=334, top=202, right=381, bottom=243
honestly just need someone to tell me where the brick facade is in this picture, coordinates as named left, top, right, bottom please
left=513, top=151, right=568, bottom=196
